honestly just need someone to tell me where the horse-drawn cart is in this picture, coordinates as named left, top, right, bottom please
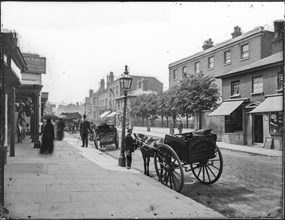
left=95, top=124, right=119, bottom=149
left=134, top=129, right=223, bottom=192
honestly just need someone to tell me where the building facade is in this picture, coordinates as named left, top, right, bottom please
left=84, top=71, right=163, bottom=126
left=169, top=25, right=274, bottom=92
left=169, top=21, right=283, bottom=148
left=209, top=20, right=284, bottom=150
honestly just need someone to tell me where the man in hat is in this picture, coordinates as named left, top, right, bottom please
left=124, top=128, right=135, bottom=169
left=80, top=115, right=91, bottom=147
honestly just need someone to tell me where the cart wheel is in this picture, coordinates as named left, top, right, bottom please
left=190, top=145, right=223, bottom=184
left=154, top=143, right=184, bottom=192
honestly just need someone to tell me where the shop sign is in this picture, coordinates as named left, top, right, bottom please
left=23, top=54, right=46, bottom=74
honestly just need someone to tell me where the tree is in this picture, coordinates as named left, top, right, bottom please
left=178, top=72, right=220, bottom=128
left=157, top=85, right=180, bottom=127
left=129, top=92, right=158, bottom=126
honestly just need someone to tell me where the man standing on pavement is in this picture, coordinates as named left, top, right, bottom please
left=124, top=128, right=135, bottom=169
left=80, top=115, right=91, bottom=148
left=178, top=121, right=183, bottom=134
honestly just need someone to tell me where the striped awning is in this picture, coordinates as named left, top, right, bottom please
left=99, top=111, right=111, bottom=118
left=209, top=100, right=245, bottom=116
left=105, top=112, right=116, bottom=118
left=250, top=95, right=282, bottom=113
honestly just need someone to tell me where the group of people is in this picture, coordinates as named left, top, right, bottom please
left=78, top=115, right=135, bottom=169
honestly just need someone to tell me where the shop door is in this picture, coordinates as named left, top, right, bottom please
left=254, top=115, right=263, bottom=143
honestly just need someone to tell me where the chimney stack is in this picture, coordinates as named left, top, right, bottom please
left=89, top=89, right=93, bottom=98
left=202, top=38, right=213, bottom=50
left=100, top=79, right=105, bottom=92
left=272, top=20, right=284, bottom=54
left=231, top=26, right=242, bottom=38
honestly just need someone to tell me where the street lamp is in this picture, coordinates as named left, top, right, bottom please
left=118, top=65, right=133, bottom=167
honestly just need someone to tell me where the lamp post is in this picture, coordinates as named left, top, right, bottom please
left=118, top=65, right=133, bottom=167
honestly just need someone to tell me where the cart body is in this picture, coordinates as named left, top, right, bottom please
left=96, top=124, right=119, bottom=148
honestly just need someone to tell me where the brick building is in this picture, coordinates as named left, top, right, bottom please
left=85, top=71, right=163, bottom=126
left=169, top=20, right=283, bottom=147
left=210, top=20, right=284, bottom=150
left=169, top=25, right=274, bottom=92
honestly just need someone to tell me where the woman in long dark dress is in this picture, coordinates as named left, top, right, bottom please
left=40, top=118, right=55, bottom=154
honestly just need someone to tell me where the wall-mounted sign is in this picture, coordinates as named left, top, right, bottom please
left=11, top=58, right=21, bottom=80
left=23, top=53, right=46, bottom=74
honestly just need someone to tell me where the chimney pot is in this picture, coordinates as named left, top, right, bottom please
left=202, top=38, right=213, bottom=50
left=231, top=26, right=242, bottom=38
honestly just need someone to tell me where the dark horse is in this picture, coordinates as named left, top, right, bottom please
left=134, top=133, right=163, bottom=176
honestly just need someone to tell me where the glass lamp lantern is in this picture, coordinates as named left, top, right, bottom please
left=119, top=65, right=133, bottom=91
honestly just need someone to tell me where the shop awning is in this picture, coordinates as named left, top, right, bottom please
left=99, top=111, right=111, bottom=118
left=105, top=112, right=116, bottom=118
left=209, top=100, right=245, bottom=116
left=250, top=95, right=282, bottom=113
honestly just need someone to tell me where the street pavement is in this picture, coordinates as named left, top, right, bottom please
left=128, top=126, right=283, bottom=157
left=3, top=132, right=224, bottom=219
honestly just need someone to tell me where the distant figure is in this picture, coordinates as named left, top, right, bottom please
left=71, top=122, right=76, bottom=134
left=16, top=118, right=23, bottom=143
left=40, top=118, right=55, bottom=154
left=178, top=121, right=183, bottom=134
left=170, top=122, right=174, bottom=135
left=57, top=118, right=65, bottom=140
left=80, top=115, right=91, bottom=148
left=124, top=128, right=135, bottom=169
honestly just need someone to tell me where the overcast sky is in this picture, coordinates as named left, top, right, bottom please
left=1, top=2, right=284, bottom=104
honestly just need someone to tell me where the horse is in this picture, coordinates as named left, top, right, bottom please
left=134, top=133, right=163, bottom=176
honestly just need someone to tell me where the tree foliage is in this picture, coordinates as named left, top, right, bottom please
left=129, top=72, right=219, bottom=125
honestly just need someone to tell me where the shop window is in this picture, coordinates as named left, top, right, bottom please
left=241, top=44, right=249, bottom=59
left=195, top=61, right=200, bottom=73
left=208, top=56, right=214, bottom=70
left=252, top=76, right=263, bottom=93
left=224, top=50, right=231, bottom=64
left=173, top=70, right=177, bottom=80
left=225, top=108, right=243, bottom=133
left=231, top=81, right=240, bottom=96
left=270, top=112, right=283, bottom=135
left=277, top=72, right=283, bottom=91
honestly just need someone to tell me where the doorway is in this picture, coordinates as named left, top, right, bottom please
left=254, top=115, right=263, bottom=143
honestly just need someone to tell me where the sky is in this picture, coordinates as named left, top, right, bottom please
left=1, top=1, right=284, bottom=104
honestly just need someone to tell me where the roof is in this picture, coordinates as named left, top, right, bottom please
left=169, top=26, right=269, bottom=68
left=216, top=52, right=283, bottom=79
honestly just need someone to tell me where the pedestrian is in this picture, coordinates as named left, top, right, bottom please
left=16, top=118, right=23, bottom=143
left=124, top=128, right=135, bottom=169
left=178, top=121, right=183, bottom=134
left=170, top=122, right=174, bottom=135
left=40, top=118, right=55, bottom=154
left=57, top=118, right=65, bottom=140
left=80, top=115, right=91, bottom=148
